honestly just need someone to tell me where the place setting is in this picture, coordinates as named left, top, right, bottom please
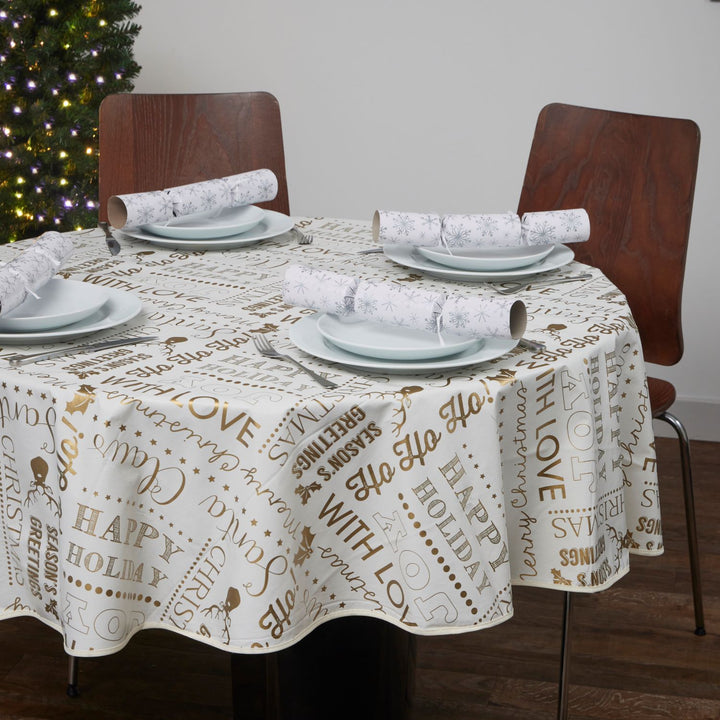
left=281, top=264, right=527, bottom=374
left=0, top=232, right=143, bottom=351
left=371, top=207, right=590, bottom=284
left=105, top=168, right=296, bottom=250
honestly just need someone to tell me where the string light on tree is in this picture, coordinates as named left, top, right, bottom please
left=0, top=0, right=141, bottom=242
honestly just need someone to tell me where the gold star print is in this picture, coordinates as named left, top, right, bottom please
left=105, top=494, right=111, bottom=500
left=264, top=530, right=271, bottom=537
left=165, top=449, right=172, bottom=455
left=150, top=439, right=157, bottom=445
left=223, top=484, right=229, bottom=491
left=1, top=382, right=5, bottom=389
left=93, top=415, right=98, bottom=421
left=120, top=425, right=126, bottom=431
left=135, top=430, right=142, bottom=437
left=82, top=487, right=87, bottom=493
left=193, top=468, right=200, bottom=475
left=179, top=458, right=186, bottom=465
left=13, top=386, right=19, bottom=392
left=105, top=420, right=111, bottom=427
left=41, top=393, right=46, bottom=399
left=251, top=519, right=257, bottom=526
left=313, top=578, right=318, bottom=584
left=26, top=389, right=32, bottom=396
left=330, top=594, right=335, bottom=600
left=339, top=602, right=345, bottom=609
left=321, top=586, right=327, bottom=592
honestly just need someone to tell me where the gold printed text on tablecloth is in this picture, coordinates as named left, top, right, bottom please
left=413, top=454, right=508, bottom=589
left=57, top=385, right=95, bottom=491
left=66, top=502, right=183, bottom=588
left=99, top=389, right=244, bottom=470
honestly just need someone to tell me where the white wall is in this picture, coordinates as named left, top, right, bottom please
left=132, top=0, right=720, bottom=440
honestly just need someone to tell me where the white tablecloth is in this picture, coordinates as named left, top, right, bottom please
left=0, top=217, right=661, bottom=656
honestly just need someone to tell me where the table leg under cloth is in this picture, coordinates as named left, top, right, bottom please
left=231, top=618, right=415, bottom=720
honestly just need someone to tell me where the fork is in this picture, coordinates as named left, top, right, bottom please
left=99, top=221, right=121, bottom=256
left=293, top=227, right=313, bottom=245
left=252, top=334, right=337, bottom=388
left=496, top=272, right=592, bottom=295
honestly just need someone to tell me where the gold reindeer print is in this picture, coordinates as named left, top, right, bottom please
left=202, top=586, right=241, bottom=644
left=390, top=385, right=424, bottom=437
left=25, top=456, right=60, bottom=517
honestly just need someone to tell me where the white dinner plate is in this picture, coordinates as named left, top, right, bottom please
left=120, top=210, right=295, bottom=250
left=384, top=244, right=574, bottom=282
left=417, top=243, right=555, bottom=271
left=290, top=314, right=517, bottom=374
left=0, top=279, right=109, bottom=332
left=0, top=287, right=142, bottom=345
left=316, top=313, right=481, bottom=361
left=142, top=205, right=265, bottom=240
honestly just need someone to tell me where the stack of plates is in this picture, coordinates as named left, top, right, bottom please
left=289, top=313, right=518, bottom=374
left=383, top=242, right=575, bottom=282
left=0, top=279, right=142, bottom=345
left=118, top=205, right=295, bottom=250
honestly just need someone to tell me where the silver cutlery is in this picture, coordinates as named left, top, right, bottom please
left=358, top=247, right=383, bottom=255
left=252, top=334, right=337, bottom=388
left=518, top=338, right=546, bottom=352
left=293, top=228, right=314, bottom=245
left=99, top=221, right=121, bottom=256
left=6, top=335, right=157, bottom=366
left=496, top=272, right=593, bottom=295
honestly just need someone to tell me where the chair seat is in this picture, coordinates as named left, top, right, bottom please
left=648, top=376, right=676, bottom=417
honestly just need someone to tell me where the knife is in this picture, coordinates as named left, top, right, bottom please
left=7, top=335, right=158, bottom=366
left=99, top=221, right=121, bottom=256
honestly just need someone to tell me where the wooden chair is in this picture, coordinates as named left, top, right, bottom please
left=98, top=91, right=290, bottom=220
left=67, top=91, right=289, bottom=703
left=517, top=102, right=703, bottom=719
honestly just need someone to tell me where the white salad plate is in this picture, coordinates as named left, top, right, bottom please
left=417, top=243, right=555, bottom=271
left=290, top=314, right=517, bottom=374
left=384, top=244, right=574, bottom=282
left=315, top=313, right=480, bottom=361
left=142, top=204, right=265, bottom=240
left=0, top=279, right=109, bottom=332
left=120, top=210, right=295, bottom=250
left=0, top=287, right=142, bottom=345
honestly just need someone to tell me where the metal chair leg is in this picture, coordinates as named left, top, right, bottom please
left=657, top=411, right=706, bottom=635
left=67, top=654, right=79, bottom=697
left=557, top=591, right=573, bottom=720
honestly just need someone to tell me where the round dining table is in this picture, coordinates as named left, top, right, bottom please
left=0, top=216, right=662, bottom=717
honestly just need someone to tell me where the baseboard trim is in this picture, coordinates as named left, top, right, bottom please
left=652, top=398, right=720, bottom=443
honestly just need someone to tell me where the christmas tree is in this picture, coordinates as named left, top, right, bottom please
left=0, top=0, right=141, bottom=243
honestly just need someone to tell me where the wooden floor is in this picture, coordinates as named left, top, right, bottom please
left=0, top=436, right=717, bottom=720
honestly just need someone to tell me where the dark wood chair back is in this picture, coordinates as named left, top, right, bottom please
left=517, top=103, right=700, bottom=366
left=98, top=92, right=290, bottom=221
